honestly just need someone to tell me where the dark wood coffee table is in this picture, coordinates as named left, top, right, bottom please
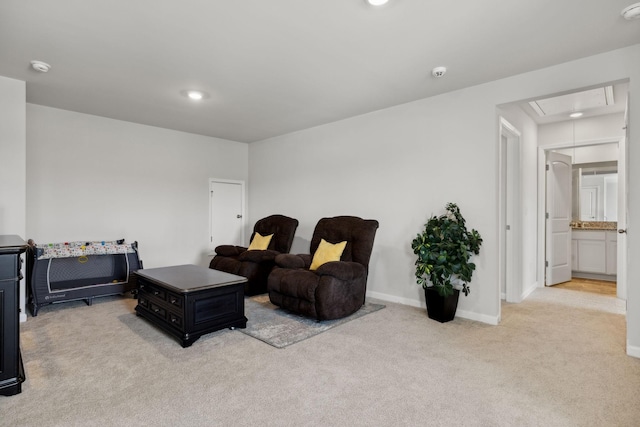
left=134, top=264, right=247, bottom=347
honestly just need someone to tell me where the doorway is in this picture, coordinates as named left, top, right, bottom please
left=538, top=138, right=627, bottom=301
left=209, top=179, right=245, bottom=251
left=499, top=82, right=629, bottom=310
left=499, top=117, right=523, bottom=303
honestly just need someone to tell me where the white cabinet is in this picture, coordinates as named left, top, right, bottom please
left=571, top=229, right=616, bottom=276
left=606, top=231, right=617, bottom=275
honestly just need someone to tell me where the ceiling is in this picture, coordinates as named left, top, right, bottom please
left=0, top=1, right=638, bottom=143
left=521, top=82, right=629, bottom=125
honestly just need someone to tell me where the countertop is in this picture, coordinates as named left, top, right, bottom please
left=570, top=221, right=617, bottom=230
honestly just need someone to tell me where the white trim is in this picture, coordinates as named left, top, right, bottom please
left=522, top=281, right=538, bottom=300
left=456, top=309, right=500, bottom=325
left=208, top=178, right=246, bottom=253
left=366, top=290, right=500, bottom=325
left=366, top=290, right=422, bottom=308
left=539, top=136, right=620, bottom=150
left=498, top=117, right=523, bottom=309
left=529, top=101, right=545, bottom=117
left=500, top=116, right=521, bottom=136
left=627, top=342, right=640, bottom=359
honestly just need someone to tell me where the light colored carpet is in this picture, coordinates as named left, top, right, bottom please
left=2, top=287, right=640, bottom=426
left=528, top=286, right=626, bottom=314
left=241, top=295, right=385, bottom=348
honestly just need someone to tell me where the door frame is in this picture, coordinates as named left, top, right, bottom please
left=536, top=137, right=626, bottom=296
left=208, top=178, right=246, bottom=252
left=498, top=117, right=523, bottom=304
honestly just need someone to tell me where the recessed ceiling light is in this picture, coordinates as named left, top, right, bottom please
left=569, top=112, right=584, bottom=118
left=621, top=2, right=640, bottom=20
left=181, top=90, right=209, bottom=101
left=367, top=0, right=389, bottom=6
left=187, top=91, right=204, bottom=100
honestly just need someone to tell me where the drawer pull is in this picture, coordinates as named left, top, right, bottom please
left=153, top=307, right=160, bottom=313
left=153, top=291, right=160, bottom=296
left=170, top=297, right=177, bottom=304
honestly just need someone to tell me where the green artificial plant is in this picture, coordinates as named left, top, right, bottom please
left=411, top=202, right=483, bottom=297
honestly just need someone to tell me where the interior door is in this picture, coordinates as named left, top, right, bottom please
left=500, top=118, right=522, bottom=303
left=209, top=180, right=244, bottom=250
left=617, top=101, right=629, bottom=300
left=546, top=151, right=572, bottom=285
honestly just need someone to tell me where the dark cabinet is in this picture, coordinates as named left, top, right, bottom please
left=0, top=235, right=27, bottom=396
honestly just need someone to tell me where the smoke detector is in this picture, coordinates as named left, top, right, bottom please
left=432, top=66, right=447, bottom=78
left=622, top=3, right=640, bottom=20
left=31, top=60, right=51, bottom=73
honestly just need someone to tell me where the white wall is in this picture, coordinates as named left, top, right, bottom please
left=0, top=75, right=27, bottom=321
left=555, top=143, right=619, bottom=164
left=250, top=81, right=502, bottom=324
left=26, top=105, right=248, bottom=269
left=0, top=76, right=26, bottom=235
left=248, top=44, right=640, bottom=349
left=538, top=113, right=626, bottom=147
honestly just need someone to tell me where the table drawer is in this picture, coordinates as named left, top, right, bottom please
left=138, top=279, right=166, bottom=301
left=167, top=292, right=183, bottom=309
left=168, top=312, right=183, bottom=327
left=149, top=302, right=166, bottom=319
left=138, top=295, right=149, bottom=309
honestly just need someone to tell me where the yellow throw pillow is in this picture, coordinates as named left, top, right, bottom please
left=309, top=239, right=347, bottom=270
left=247, top=232, right=273, bottom=251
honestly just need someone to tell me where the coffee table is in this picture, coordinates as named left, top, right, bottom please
left=134, top=264, right=247, bottom=347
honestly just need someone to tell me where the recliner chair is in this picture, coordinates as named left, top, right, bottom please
left=267, top=216, right=379, bottom=320
left=209, top=214, right=299, bottom=295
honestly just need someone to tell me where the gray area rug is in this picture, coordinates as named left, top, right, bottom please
left=240, top=295, right=385, bottom=348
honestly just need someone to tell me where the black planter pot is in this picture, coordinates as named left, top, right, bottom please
left=424, top=287, right=460, bottom=323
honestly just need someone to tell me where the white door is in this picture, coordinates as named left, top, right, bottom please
left=617, top=102, right=629, bottom=300
left=500, top=118, right=522, bottom=303
left=209, top=179, right=245, bottom=250
left=546, top=151, right=572, bottom=286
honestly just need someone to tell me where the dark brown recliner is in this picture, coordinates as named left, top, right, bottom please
left=267, top=216, right=379, bottom=320
left=209, top=215, right=299, bottom=295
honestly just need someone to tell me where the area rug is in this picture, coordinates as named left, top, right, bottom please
left=240, top=295, right=385, bottom=348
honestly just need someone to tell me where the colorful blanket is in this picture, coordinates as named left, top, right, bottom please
left=37, top=240, right=136, bottom=260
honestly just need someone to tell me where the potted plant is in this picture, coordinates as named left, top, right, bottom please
left=411, top=202, right=482, bottom=322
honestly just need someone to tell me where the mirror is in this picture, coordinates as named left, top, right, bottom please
left=573, top=161, right=617, bottom=222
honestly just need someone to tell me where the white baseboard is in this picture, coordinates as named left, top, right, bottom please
left=627, top=342, right=640, bottom=359
left=456, top=309, right=500, bottom=325
left=366, top=290, right=500, bottom=325
left=366, top=290, right=422, bottom=308
left=521, top=281, right=538, bottom=300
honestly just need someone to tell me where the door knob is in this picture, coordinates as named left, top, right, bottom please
left=618, top=229, right=627, bottom=234
left=237, top=214, right=242, bottom=218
